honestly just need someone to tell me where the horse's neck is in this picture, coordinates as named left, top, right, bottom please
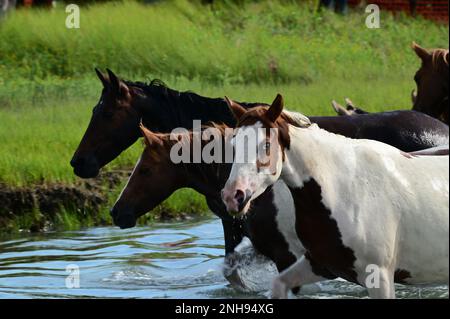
left=175, top=135, right=230, bottom=198
left=184, top=161, right=229, bottom=197
left=281, top=125, right=350, bottom=188
left=138, top=86, right=260, bottom=130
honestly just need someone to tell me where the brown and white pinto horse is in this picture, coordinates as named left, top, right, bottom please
left=222, top=95, right=449, bottom=298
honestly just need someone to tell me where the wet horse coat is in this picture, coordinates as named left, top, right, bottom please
left=222, top=96, right=449, bottom=298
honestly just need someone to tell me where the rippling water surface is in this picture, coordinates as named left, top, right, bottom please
left=0, top=217, right=447, bottom=299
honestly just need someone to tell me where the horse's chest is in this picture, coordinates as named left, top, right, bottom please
left=289, top=179, right=359, bottom=284
left=245, top=187, right=297, bottom=272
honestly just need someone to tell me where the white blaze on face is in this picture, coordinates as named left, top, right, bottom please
left=222, top=122, right=283, bottom=214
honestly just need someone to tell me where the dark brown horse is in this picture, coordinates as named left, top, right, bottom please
left=70, top=69, right=263, bottom=179
left=331, top=98, right=368, bottom=116
left=71, top=69, right=449, bottom=257
left=71, top=69, right=449, bottom=178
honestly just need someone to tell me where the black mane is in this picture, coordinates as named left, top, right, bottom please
left=124, top=79, right=266, bottom=131
left=124, top=78, right=168, bottom=90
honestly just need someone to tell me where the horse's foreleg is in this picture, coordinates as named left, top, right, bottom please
left=221, top=218, right=244, bottom=255
left=272, top=256, right=325, bottom=298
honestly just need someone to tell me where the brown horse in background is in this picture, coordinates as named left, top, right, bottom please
left=332, top=43, right=449, bottom=125
left=412, top=42, right=449, bottom=124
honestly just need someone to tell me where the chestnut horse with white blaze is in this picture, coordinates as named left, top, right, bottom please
left=222, top=94, right=449, bottom=298
left=111, top=123, right=307, bottom=291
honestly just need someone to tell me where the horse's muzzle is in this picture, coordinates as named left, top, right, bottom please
left=110, top=206, right=137, bottom=229
left=70, top=155, right=100, bottom=178
left=221, top=188, right=253, bottom=216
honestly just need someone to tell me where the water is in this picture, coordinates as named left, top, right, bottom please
left=0, top=217, right=447, bottom=299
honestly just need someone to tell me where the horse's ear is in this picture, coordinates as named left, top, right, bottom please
left=140, top=123, right=162, bottom=148
left=331, top=100, right=350, bottom=116
left=225, top=97, right=247, bottom=121
left=95, top=68, right=109, bottom=88
left=106, top=68, right=130, bottom=98
left=265, top=94, right=284, bottom=122
left=412, top=42, right=430, bottom=62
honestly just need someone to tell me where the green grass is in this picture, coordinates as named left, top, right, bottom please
left=0, top=0, right=447, bottom=83
left=0, top=0, right=448, bottom=231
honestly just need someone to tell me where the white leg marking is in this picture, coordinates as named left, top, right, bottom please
left=271, top=256, right=324, bottom=299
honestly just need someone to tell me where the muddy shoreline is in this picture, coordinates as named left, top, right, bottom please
left=0, top=169, right=195, bottom=233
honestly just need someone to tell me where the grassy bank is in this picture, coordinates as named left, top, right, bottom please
left=0, top=0, right=448, bottom=232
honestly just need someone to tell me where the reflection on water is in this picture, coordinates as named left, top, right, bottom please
left=0, top=217, right=447, bottom=299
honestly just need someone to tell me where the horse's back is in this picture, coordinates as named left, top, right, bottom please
left=409, top=144, right=449, bottom=156
left=310, top=110, right=449, bottom=152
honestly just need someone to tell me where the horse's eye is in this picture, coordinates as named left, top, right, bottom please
left=263, top=142, right=271, bottom=150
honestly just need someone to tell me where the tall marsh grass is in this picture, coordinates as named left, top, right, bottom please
left=0, top=0, right=447, bottom=83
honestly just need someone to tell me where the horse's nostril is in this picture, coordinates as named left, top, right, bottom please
left=234, top=189, right=245, bottom=206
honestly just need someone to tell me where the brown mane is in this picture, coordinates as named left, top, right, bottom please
left=431, top=48, right=449, bottom=72
left=140, top=122, right=233, bottom=165
left=142, top=122, right=229, bottom=145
